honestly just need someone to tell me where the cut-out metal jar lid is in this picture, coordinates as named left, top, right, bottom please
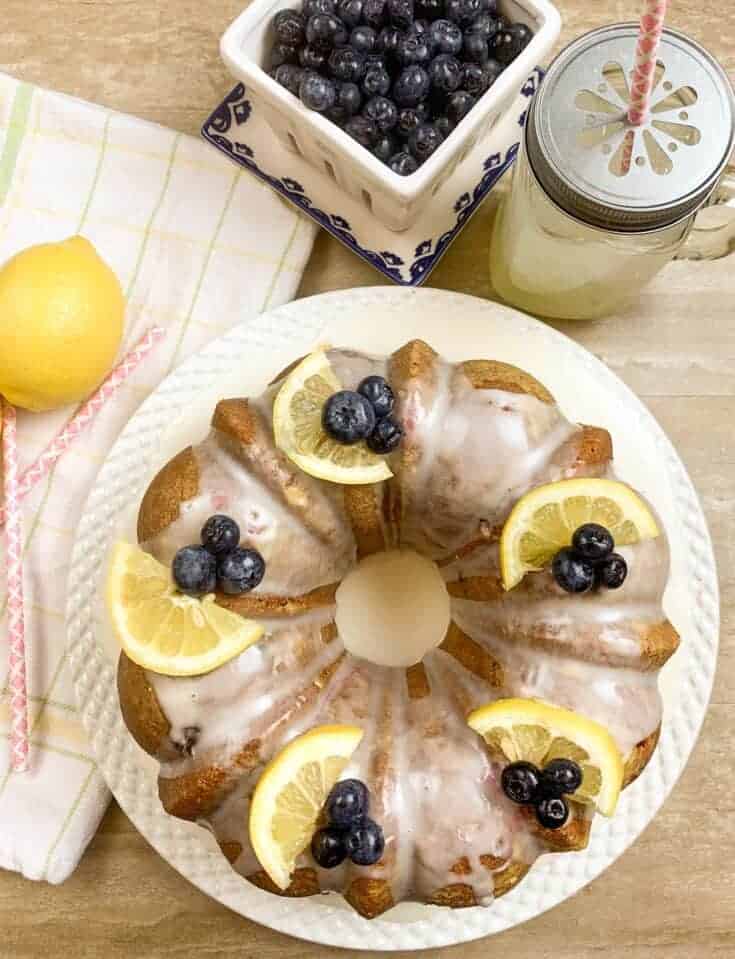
left=526, top=23, right=735, bottom=232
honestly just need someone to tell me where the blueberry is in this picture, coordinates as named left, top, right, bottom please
left=327, top=81, right=362, bottom=124
left=445, top=0, right=482, bottom=25
left=217, top=547, right=266, bottom=595
left=345, top=113, right=379, bottom=146
left=327, top=778, right=370, bottom=826
left=551, top=547, right=595, bottom=594
left=357, top=375, right=395, bottom=418
left=363, top=95, right=399, bottom=133
left=350, top=24, right=377, bottom=54
left=388, top=0, right=414, bottom=29
left=345, top=818, right=385, bottom=865
left=362, top=62, right=392, bottom=96
left=308, top=12, right=349, bottom=49
left=367, top=416, right=404, bottom=452
left=271, top=41, right=299, bottom=67
left=373, top=133, right=398, bottom=162
left=434, top=114, right=451, bottom=137
left=323, top=389, right=377, bottom=442
left=300, top=72, right=338, bottom=111
left=484, top=56, right=503, bottom=84
left=428, top=19, right=463, bottom=55
left=446, top=88, right=475, bottom=125
left=478, top=0, right=498, bottom=11
left=571, top=523, right=615, bottom=563
left=299, top=44, right=327, bottom=70
left=304, top=0, right=337, bottom=15
left=428, top=52, right=462, bottom=92
left=338, top=0, right=364, bottom=27
left=597, top=553, right=628, bottom=590
left=396, top=35, right=432, bottom=67
left=274, top=63, right=305, bottom=97
left=273, top=9, right=306, bottom=46
left=395, top=103, right=429, bottom=138
left=201, top=515, right=241, bottom=555
left=362, top=0, right=388, bottom=28
left=172, top=546, right=217, bottom=596
left=408, top=122, right=444, bottom=162
left=338, top=80, right=363, bottom=114
left=501, top=761, right=541, bottom=804
left=492, top=22, right=533, bottom=65
left=329, top=45, right=366, bottom=81
left=461, top=61, right=491, bottom=95
left=462, top=31, right=489, bottom=64
left=311, top=827, right=348, bottom=868
left=535, top=795, right=570, bottom=830
left=540, top=759, right=583, bottom=798
left=416, top=0, right=444, bottom=19
left=409, top=17, right=431, bottom=35
left=376, top=25, right=403, bottom=60
left=393, top=65, right=430, bottom=106
left=467, top=11, right=502, bottom=41
left=389, top=150, right=419, bottom=174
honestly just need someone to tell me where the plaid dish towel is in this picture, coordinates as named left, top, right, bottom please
left=0, top=73, right=316, bottom=883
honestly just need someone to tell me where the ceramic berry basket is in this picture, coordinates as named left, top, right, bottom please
left=220, top=0, right=560, bottom=231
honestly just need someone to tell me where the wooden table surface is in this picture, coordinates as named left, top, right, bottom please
left=2, top=1, right=734, bottom=956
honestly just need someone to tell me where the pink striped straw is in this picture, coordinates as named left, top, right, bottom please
left=0, top=326, right=166, bottom=529
left=628, top=0, right=669, bottom=126
left=2, top=399, right=29, bottom=772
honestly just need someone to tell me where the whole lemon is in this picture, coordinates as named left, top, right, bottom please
left=0, top=236, right=125, bottom=411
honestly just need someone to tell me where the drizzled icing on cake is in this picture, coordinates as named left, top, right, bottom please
left=136, top=344, right=673, bottom=913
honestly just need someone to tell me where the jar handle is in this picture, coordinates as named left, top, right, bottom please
left=678, top=155, right=735, bottom=261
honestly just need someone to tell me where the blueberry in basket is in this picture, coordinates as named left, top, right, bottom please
left=268, top=0, right=534, bottom=174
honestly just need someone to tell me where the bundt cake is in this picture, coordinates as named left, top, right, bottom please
left=116, top=339, right=679, bottom=918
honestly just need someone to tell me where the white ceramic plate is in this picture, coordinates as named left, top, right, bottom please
left=67, top=288, right=719, bottom=951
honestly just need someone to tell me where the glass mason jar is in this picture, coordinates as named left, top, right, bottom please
left=491, top=25, right=735, bottom=320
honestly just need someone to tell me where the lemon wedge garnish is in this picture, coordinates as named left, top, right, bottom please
left=249, top=725, right=364, bottom=889
left=468, top=698, right=624, bottom=817
left=106, top=542, right=264, bottom=677
left=273, top=350, right=392, bottom=485
left=500, top=478, right=660, bottom=590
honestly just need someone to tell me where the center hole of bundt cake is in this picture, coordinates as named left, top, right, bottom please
left=335, top=550, right=451, bottom=668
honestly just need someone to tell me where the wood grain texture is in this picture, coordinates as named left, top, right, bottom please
left=1, top=1, right=734, bottom=957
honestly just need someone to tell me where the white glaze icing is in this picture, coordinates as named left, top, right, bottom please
left=135, top=345, right=674, bottom=913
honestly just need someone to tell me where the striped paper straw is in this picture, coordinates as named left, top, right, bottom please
left=628, top=0, right=669, bottom=125
left=0, top=326, right=166, bottom=529
left=2, top=399, right=29, bottom=772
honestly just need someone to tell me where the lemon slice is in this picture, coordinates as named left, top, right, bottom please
left=106, top=542, right=264, bottom=677
left=500, top=478, right=660, bottom=590
left=273, top=350, right=392, bottom=485
left=249, top=725, right=364, bottom=889
left=468, top=698, right=624, bottom=816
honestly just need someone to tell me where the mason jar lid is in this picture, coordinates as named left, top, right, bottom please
left=526, top=24, right=735, bottom=232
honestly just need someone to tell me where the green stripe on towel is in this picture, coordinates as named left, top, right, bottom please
left=0, top=82, right=34, bottom=204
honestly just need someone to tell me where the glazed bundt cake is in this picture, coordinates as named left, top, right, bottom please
left=116, top=340, right=678, bottom=918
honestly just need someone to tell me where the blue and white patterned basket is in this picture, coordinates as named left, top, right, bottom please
left=202, top=69, right=542, bottom=285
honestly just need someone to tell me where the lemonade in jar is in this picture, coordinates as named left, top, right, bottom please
left=490, top=25, right=735, bottom=320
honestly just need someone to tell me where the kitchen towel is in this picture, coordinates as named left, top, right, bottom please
left=0, top=72, right=316, bottom=883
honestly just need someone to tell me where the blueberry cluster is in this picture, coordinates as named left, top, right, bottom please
left=501, top=758, right=583, bottom=830
left=172, top=515, right=266, bottom=597
left=322, top=375, right=404, bottom=453
left=552, top=523, right=628, bottom=595
left=311, top=779, right=386, bottom=868
left=268, top=0, right=533, bottom=174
